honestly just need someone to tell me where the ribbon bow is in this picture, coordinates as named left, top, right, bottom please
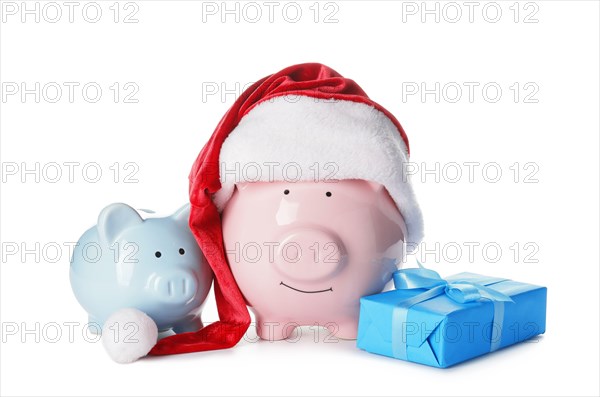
left=391, top=263, right=514, bottom=361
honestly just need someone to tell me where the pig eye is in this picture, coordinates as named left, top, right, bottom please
left=326, top=192, right=332, bottom=197
left=284, top=189, right=290, bottom=195
left=179, top=248, right=185, bottom=255
left=155, top=251, right=162, bottom=258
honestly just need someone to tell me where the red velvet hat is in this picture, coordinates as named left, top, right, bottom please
left=150, top=63, right=423, bottom=356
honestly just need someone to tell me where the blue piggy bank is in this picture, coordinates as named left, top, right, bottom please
left=70, top=203, right=213, bottom=335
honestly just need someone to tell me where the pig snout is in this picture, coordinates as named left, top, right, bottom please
left=149, top=269, right=198, bottom=304
left=275, top=227, right=346, bottom=281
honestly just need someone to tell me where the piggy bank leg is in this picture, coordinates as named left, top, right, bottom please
left=331, top=318, right=359, bottom=340
left=88, top=315, right=103, bottom=334
left=172, top=315, right=203, bottom=334
left=256, top=318, right=297, bottom=341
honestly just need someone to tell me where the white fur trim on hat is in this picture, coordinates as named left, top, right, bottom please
left=215, top=95, right=424, bottom=251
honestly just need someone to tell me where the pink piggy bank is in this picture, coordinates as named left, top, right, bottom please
left=148, top=64, right=424, bottom=357
left=222, top=180, right=407, bottom=340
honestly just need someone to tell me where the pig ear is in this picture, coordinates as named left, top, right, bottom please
left=365, top=180, right=384, bottom=192
left=171, top=203, right=191, bottom=226
left=236, top=182, right=250, bottom=192
left=98, top=203, right=143, bottom=245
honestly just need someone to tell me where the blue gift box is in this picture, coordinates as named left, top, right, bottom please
left=357, top=268, right=547, bottom=368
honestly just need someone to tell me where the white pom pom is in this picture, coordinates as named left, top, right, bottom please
left=102, top=308, right=158, bottom=364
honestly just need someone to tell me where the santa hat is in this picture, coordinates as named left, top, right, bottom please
left=149, top=63, right=423, bottom=356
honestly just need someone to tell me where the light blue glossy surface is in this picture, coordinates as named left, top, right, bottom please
left=70, top=203, right=213, bottom=332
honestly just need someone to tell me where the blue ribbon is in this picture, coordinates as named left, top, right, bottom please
left=391, top=263, right=514, bottom=361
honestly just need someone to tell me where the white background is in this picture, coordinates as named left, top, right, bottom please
left=1, top=1, right=599, bottom=396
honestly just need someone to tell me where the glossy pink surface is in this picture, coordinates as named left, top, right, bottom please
left=222, top=180, right=407, bottom=340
